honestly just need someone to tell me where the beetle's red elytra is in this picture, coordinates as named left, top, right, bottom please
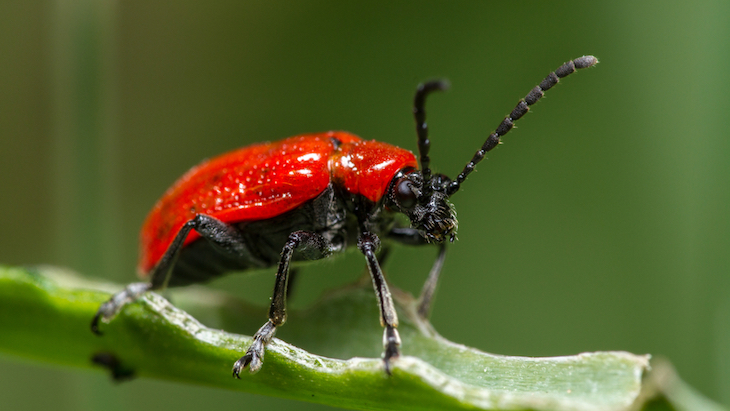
left=92, top=56, right=598, bottom=378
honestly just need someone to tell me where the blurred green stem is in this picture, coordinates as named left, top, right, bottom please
left=51, top=0, right=122, bottom=278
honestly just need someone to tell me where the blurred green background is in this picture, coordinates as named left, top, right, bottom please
left=1, top=1, right=728, bottom=410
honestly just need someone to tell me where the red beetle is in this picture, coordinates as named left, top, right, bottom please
left=93, top=56, right=598, bottom=377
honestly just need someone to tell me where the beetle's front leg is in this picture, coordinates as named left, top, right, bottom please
left=358, top=232, right=401, bottom=375
left=233, top=230, right=333, bottom=377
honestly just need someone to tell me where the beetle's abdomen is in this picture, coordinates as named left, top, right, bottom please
left=164, top=184, right=351, bottom=286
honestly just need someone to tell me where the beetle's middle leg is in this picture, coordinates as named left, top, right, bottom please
left=233, top=230, right=334, bottom=377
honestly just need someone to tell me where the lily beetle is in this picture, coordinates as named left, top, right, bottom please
left=92, top=56, right=598, bottom=377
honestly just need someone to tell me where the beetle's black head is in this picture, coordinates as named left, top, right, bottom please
left=387, top=168, right=458, bottom=243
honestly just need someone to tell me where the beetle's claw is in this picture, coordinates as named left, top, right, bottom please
left=232, top=350, right=262, bottom=378
left=382, top=326, right=401, bottom=376
left=383, top=357, right=393, bottom=375
left=90, top=312, right=104, bottom=335
left=383, top=347, right=399, bottom=376
left=91, top=300, right=117, bottom=335
left=231, top=356, right=248, bottom=379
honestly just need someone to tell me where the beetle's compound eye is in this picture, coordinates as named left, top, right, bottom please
left=395, top=178, right=418, bottom=210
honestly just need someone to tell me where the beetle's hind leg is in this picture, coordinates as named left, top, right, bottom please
left=233, top=230, right=334, bottom=377
left=91, top=214, right=263, bottom=335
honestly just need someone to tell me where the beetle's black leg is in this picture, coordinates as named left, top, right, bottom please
left=416, top=243, right=446, bottom=319
left=358, top=232, right=400, bottom=375
left=91, top=213, right=264, bottom=335
left=233, top=230, right=333, bottom=377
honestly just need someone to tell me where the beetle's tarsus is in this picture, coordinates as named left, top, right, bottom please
left=90, top=282, right=152, bottom=337
left=232, top=320, right=276, bottom=378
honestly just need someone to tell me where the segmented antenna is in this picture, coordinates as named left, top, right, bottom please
left=446, top=55, right=598, bottom=196
left=413, top=80, right=450, bottom=187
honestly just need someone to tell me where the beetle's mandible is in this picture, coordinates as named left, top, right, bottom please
left=92, top=56, right=598, bottom=377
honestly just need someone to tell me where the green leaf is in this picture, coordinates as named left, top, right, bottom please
left=0, top=265, right=723, bottom=411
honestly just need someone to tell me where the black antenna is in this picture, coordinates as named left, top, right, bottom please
left=446, top=55, right=598, bottom=196
left=413, top=80, right=450, bottom=187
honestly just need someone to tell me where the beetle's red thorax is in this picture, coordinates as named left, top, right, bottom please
left=330, top=140, right=417, bottom=204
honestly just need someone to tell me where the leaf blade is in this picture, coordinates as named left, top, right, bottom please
left=0, top=265, right=657, bottom=411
